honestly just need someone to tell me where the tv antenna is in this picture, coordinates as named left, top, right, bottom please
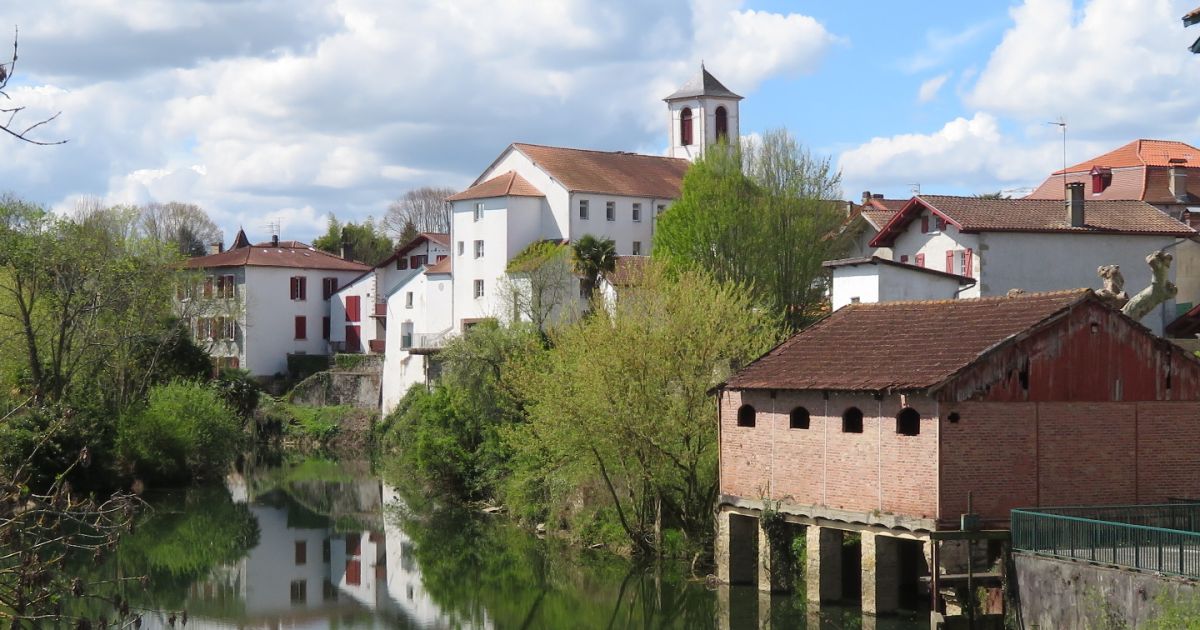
left=263, top=220, right=280, bottom=239
left=1047, top=118, right=1067, bottom=198
left=908, top=182, right=921, bottom=196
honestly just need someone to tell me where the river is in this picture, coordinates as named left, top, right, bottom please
left=102, top=457, right=927, bottom=629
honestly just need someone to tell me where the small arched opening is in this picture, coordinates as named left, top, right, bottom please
left=737, top=403, right=756, bottom=427
left=896, top=407, right=921, bottom=436
left=680, top=108, right=694, bottom=146
left=789, top=406, right=810, bottom=429
left=842, top=407, right=864, bottom=433
left=715, top=106, right=728, bottom=141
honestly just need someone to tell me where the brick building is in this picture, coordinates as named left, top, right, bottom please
left=714, top=289, right=1200, bottom=617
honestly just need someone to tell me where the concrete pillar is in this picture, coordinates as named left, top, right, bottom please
left=806, top=525, right=844, bottom=604
left=861, top=533, right=901, bottom=615
left=715, top=508, right=731, bottom=584
left=714, top=584, right=731, bottom=630
left=757, top=519, right=795, bottom=593
left=758, top=590, right=773, bottom=629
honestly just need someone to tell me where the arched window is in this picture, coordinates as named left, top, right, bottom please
left=715, top=106, right=728, bottom=141
left=896, top=407, right=921, bottom=436
left=842, top=407, right=864, bottom=433
left=680, top=108, right=694, bottom=146
left=737, top=403, right=756, bottom=427
left=789, top=406, right=810, bottom=430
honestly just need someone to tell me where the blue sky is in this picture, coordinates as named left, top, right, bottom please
left=1, top=0, right=1198, bottom=243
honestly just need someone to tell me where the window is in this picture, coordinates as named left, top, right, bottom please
left=896, top=407, right=921, bottom=436
left=410, top=254, right=427, bottom=268
left=294, top=316, right=307, bottom=340
left=842, top=407, right=864, bottom=433
left=680, top=107, right=694, bottom=146
left=397, top=257, right=409, bottom=270
left=656, top=204, right=666, bottom=217
left=715, top=106, right=729, bottom=141
left=606, top=201, right=615, bottom=222
left=736, top=404, right=756, bottom=427
left=474, top=240, right=484, bottom=258
left=322, top=538, right=331, bottom=563
left=405, top=291, right=414, bottom=308
left=474, top=202, right=484, bottom=222
left=219, top=274, right=236, bottom=298
left=789, top=407, right=810, bottom=429
left=346, top=295, right=361, bottom=322
left=221, top=317, right=236, bottom=341
left=631, top=241, right=641, bottom=256
left=322, top=316, right=330, bottom=340
left=961, top=248, right=974, bottom=277
left=632, top=203, right=642, bottom=222
left=579, top=199, right=589, bottom=220
left=436, top=254, right=447, bottom=262
left=322, top=277, right=339, bottom=300
left=900, top=255, right=909, bottom=264
left=295, top=541, right=307, bottom=565
left=290, top=580, right=307, bottom=604
left=322, top=579, right=338, bottom=602
left=457, top=241, right=464, bottom=256
left=915, top=253, right=925, bottom=268
left=1092, top=168, right=1112, bottom=194
left=290, top=276, right=307, bottom=301
left=936, top=217, right=946, bottom=231
left=474, top=279, right=484, bottom=299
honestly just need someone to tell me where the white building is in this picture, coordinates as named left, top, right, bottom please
left=824, top=256, right=973, bottom=311
left=832, top=187, right=1197, bottom=334
left=379, top=67, right=737, bottom=410
left=183, top=230, right=370, bottom=378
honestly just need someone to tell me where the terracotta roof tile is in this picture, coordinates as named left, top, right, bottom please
left=511, top=143, right=689, bottom=199
left=185, top=242, right=370, bottom=272
left=1055, top=139, right=1200, bottom=173
left=447, top=171, right=544, bottom=202
left=424, top=256, right=452, bottom=275
left=725, top=290, right=1092, bottom=392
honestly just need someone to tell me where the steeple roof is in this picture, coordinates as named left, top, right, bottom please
left=663, top=65, right=742, bottom=101
left=231, top=228, right=251, bottom=249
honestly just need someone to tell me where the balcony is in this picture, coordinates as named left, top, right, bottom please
left=407, top=330, right=453, bottom=355
left=368, top=339, right=386, bottom=354
left=371, top=301, right=387, bottom=318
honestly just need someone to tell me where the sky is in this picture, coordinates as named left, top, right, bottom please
left=2, top=0, right=1199, bottom=244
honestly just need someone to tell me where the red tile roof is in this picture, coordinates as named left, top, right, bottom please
left=508, top=143, right=690, bottom=199
left=185, top=241, right=370, bottom=272
left=446, top=171, right=544, bottom=202
left=822, top=256, right=975, bottom=284
left=870, top=195, right=1194, bottom=247
left=424, top=256, right=452, bottom=275
left=724, top=290, right=1092, bottom=392
left=1055, top=139, right=1200, bottom=174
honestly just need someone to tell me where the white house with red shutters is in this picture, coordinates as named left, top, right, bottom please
left=328, top=233, right=449, bottom=355
left=829, top=187, right=1196, bottom=334
left=182, top=229, right=370, bottom=378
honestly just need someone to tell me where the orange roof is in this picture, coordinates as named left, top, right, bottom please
left=1056, top=139, right=1200, bottom=174
left=507, top=143, right=689, bottom=199
left=424, top=256, right=452, bottom=275
left=185, top=241, right=370, bottom=272
left=447, top=171, right=544, bottom=202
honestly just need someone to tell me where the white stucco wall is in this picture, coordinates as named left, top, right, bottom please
left=475, top=148, right=570, bottom=239
left=667, top=95, right=740, bottom=161
left=830, top=264, right=965, bottom=310
left=830, top=267, right=881, bottom=311
left=568, top=193, right=665, bottom=256
left=889, top=217, right=980, bottom=297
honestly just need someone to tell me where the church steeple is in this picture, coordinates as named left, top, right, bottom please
left=664, top=64, right=742, bottom=161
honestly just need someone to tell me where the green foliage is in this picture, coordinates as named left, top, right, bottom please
left=281, top=403, right=347, bottom=443
left=212, top=368, right=262, bottom=419
left=503, top=241, right=576, bottom=333
left=313, top=213, right=394, bottom=265
left=761, top=499, right=804, bottom=590
left=506, top=263, right=780, bottom=552
left=572, top=234, right=616, bottom=302
left=117, top=381, right=243, bottom=482
left=1142, top=589, right=1200, bottom=629
left=653, top=130, right=847, bottom=329
left=287, top=353, right=330, bottom=380
left=334, top=353, right=370, bottom=370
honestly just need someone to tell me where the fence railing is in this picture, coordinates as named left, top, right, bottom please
left=1012, top=505, right=1200, bottom=578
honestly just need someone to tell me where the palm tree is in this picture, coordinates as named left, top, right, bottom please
left=572, top=234, right=617, bottom=304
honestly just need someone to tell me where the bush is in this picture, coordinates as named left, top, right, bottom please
left=118, top=381, right=243, bottom=483
left=212, top=368, right=263, bottom=419
left=282, top=403, right=345, bottom=444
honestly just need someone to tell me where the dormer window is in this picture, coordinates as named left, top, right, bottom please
left=1091, top=167, right=1112, bottom=194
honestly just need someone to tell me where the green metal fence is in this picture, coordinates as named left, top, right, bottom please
left=1011, top=505, right=1200, bottom=578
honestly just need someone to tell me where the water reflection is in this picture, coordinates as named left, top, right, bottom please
left=109, top=459, right=922, bottom=629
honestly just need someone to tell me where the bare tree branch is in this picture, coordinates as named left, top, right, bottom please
left=0, top=26, right=67, bottom=145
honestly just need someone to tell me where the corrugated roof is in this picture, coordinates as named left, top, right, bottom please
left=1055, top=139, right=1200, bottom=173
left=446, top=171, right=544, bottom=202
left=724, top=290, right=1092, bottom=392
left=510, top=143, right=689, bottom=199
left=664, top=65, right=743, bottom=101
left=185, top=241, right=370, bottom=272
left=870, top=195, right=1194, bottom=246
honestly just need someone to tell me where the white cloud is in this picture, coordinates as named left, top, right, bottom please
left=918, top=73, right=950, bottom=103
left=901, top=21, right=995, bottom=73
left=0, top=0, right=837, bottom=243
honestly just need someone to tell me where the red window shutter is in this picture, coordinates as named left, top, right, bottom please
left=322, top=316, right=331, bottom=340
left=346, top=559, right=361, bottom=586
left=436, top=254, right=447, bottom=262
left=294, top=316, right=307, bottom=340
left=900, top=255, right=909, bottom=263
left=346, top=295, right=361, bottom=322
left=915, top=253, right=925, bottom=268
left=936, top=217, right=946, bottom=231
left=921, top=217, right=929, bottom=233
left=346, top=325, right=361, bottom=353
left=299, top=277, right=307, bottom=300
left=946, top=250, right=954, bottom=273
left=290, top=277, right=298, bottom=300
left=964, top=248, right=974, bottom=277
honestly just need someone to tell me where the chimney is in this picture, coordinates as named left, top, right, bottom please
left=271, top=234, right=279, bottom=247
left=208, top=241, right=224, bottom=255
left=1067, top=182, right=1085, bottom=227
left=873, top=193, right=884, bottom=200
left=339, top=228, right=354, bottom=262
left=861, top=190, right=872, bottom=204
left=1170, top=166, right=1189, bottom=203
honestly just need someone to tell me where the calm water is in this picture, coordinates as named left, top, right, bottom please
left=97, top=458, right=926, bottom=629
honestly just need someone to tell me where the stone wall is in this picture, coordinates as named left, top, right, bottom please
left=289, top=366, right=382, bottom=409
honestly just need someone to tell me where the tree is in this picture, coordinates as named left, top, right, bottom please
left=312, top=214, right=394, bottom=265
left=138, top=202, right=222, bottom=257
left=507, top=263, right=779, bottom=553
left=383, top=186, right=456, bottom=239
left=0, top=27, right=65, bottom=145
left=572, top=235, right=616, bottom=303
left=654, top=129, right=848, bottom=330
left=501, top=241, right=577, bottom=334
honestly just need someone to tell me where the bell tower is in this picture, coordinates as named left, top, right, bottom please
left=664, top=64, right=742, bottom=161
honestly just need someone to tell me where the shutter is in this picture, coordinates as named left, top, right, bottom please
left=289, top=277, right=297, bottom=300
left=900, top=255, right=909, bottom=263
left=295, top=316, right=306, bottom=340
left=946, top=250, right=954, bottom=273
left=346, top=295, right=361, bottom=322
left=916, top=253, right=925, bottom=268
left=921, top=217, right=929, bottom=233
left=964, top=248, right=974, bottom=277
left=322, top=317, right=331, bottom=340
left=299, top=277, right=307, bottom=300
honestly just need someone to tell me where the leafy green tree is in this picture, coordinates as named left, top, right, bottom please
left=572, top=235, right=616, bottom=303
left=654, top=129, right=847, bottom=329
left=507, top=263, right=778, bottom=553
left=503, top=241, right=577, bottom=334
left=117, top=381, right=243, bottom=483
left=313, top=213, right=394, bottom=265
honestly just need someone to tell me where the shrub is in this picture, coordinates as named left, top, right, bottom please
left=212, top=368, right=263, bottom=419
left=118, top=381, right=242, bottom=482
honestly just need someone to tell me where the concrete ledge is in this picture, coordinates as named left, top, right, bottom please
left=718, top=494, right=938, bottom=534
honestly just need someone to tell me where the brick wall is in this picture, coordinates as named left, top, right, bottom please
left=1135, top=402, right=1200, bottom=502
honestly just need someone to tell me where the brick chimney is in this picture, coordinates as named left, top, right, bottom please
left=271, top=234, right=279, bottom=247
left=861, top=190, right=872, bottom=204
left=208, top=241, right=224, bottom=255
left=1067, top=182, right=1085, bottom=227
left=1170, top=166, right=1189, bottom=203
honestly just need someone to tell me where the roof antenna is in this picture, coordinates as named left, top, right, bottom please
left=909, top=182, right=921, bottom=196
left=1047, top=117, right=1067, bottom=200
